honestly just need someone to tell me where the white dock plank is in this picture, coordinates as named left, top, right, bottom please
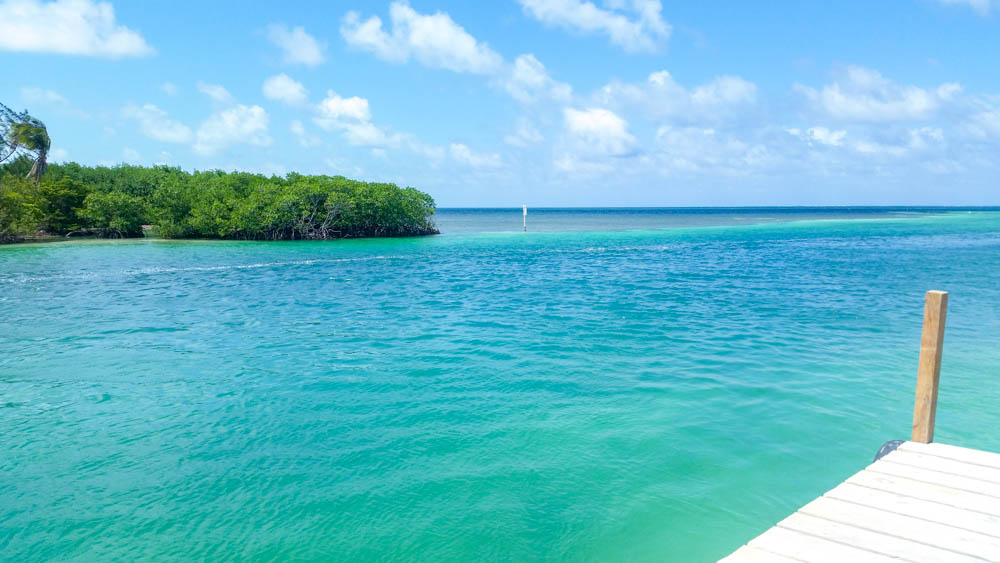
left=776, top=512, right=982, bottom=563
left=900, top=441, right=1000, bottom=470
left=721, top=442, right=1000, bottom=562
left=869, top=459, right=1000, bottom=498
left=825, top=482, right=1000, bottom=538
left=847, top=468, right=1000, bottom=517
left=881, top=448, right=1000, bottom=484
left=719, top=545, right=803, bottom=562
left=797, top=495, right=1000, bottom=560
left=746, top=526, right=902, bottom=563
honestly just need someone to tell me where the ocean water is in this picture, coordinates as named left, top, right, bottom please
left=2, top=208, right=1000, bottom=561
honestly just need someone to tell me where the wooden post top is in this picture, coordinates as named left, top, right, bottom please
left=911, top=290, right=948, bottom=443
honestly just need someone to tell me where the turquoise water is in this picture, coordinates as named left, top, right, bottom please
left=2, top=209, right=1000, bottom=561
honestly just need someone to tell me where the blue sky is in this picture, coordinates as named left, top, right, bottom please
left=1, top=0, right=998, bottom=206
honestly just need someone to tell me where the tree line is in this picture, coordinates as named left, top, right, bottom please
left=1, top=106, right=438, bottom=243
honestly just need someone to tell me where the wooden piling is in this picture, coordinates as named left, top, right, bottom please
left=911, top=290, right=948, bottom=443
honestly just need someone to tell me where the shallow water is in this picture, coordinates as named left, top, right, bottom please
left=2, top=208, right=1000, bottom=561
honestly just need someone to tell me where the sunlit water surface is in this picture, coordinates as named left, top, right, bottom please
left=2, top=208, right=1000, bottom=561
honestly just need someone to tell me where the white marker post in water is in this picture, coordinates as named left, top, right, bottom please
left=523, top=205, right=527, bottom=232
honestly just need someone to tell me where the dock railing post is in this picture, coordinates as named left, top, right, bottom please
left=911, top=290, right=948, bottom=443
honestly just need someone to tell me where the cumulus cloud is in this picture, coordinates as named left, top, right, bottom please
left=161, top=82, right=178, bottom=96
left=262, top=73, right=309, bottom=106
left=193, top=105, right=271, bottom=155
left=341, top=2, right=574, bottom=106
left=499, top=54, right=573, bottom=103
left=563, top=107, right=638, bottom=157
left=315, top=90, right=372, bottom=124
left=341, top=1, right=503, bottom=74
left=450, top=143, right=501, bottom=168
left=311, top=87, right=488, bottom=163
left=795, top=66, right=961, bottom=122
left=312, top=90, right=401, bottom=148
left=594, top=70, right=757, bottom=122
left=123, top=103, right=193, bottom=144
left=266, top=24, right=325, bottom=66
left=518, top=0, right=670, bottom=53
left=197, top=81, right=235, bottom=104
left=340, top=121, right=405, bottom=148
left=0, top=0, right=153, bottom=58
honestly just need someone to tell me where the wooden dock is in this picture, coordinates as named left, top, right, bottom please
left=722, top=291, right=1000, bottom=562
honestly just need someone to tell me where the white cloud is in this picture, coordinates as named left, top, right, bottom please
left=123, top=103, right=193, bottom=144
left=161, top=82, right=178, bottom=96
left=49, top=147, right=69, bottom=161
left=193, top=105, right=271, bottom=155
left=518, top=0, right=670, bottom=53
left=315, top=90, right=372, bottom=124
left=796, top=66, right=961, bottom=122
left=594, top=70, right=757, bottom=122
left=653, top=126, right=770, bottom=175
left=312, top=90, right=401, bottom=148
left=563, top=107, right=638, bottom=157
left=499, top=54, right=573, bottom=103
left=341, top=2, right=575, bottom=106
left=786, top=126, right=847, bottom=147
left=339, top=121, right=404, bottom=148
left=309, top=88, right=458, bottom=160
left=450, top=143, right=501, bottom=168
left=962, top=97, right=1000, bottom=139
left=852, top=127, right=945, bottom=158
left=937, top=0, right=993, bottom=15
left=504, top=118, right=545, bottom=147
left=966, top=109, right=1000, bottom=139
left=266, top=24, right=325, bottom=66
left=785, top=122, right=951, bottom=166
left=197, top=81, right=235, bottom=104
left=691, top=76, right=758, bottom=108
left=341, top=1, right=503, bottom=74
left=290, top=120, right=322, bottom=148
left=262, top=73, right=308, bottom=106
left=0, top=0, right=153, bottom=57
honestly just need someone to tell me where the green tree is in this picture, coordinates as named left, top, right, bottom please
left=0, top=175, right=41, bottom=241
left=80, top=191, right=147, bottom=237
left=38, top=178, right=92, bottom=234
left=4, top=160, right=438, bottom=243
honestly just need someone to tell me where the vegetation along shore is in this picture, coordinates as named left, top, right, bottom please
left=0, top=105, right=438, bottom=243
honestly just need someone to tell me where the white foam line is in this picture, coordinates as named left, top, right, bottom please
left=0, top=255, right=404, bottom=285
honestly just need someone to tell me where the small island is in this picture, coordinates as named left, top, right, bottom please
left=1, top=105, right=438, bottom=243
